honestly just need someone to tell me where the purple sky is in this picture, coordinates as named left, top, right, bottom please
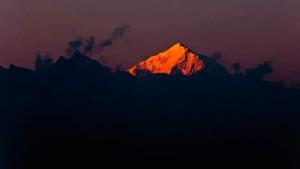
left=0, top=0, right=299, bottom=83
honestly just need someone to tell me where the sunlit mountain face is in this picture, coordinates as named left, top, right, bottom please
left=128, top=43, right=206, bottom=77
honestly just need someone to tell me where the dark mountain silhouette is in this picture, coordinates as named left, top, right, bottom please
left=0, top=50, right=299, bottom=169
left=42, top=51, right=110, bottom=75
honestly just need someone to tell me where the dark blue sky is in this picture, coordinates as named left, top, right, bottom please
left=0, top=0, right=299, bottom=83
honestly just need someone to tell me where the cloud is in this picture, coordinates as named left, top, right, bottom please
left=65, top=25, right=130, bottom=57
left=99, top=24, right=130, bottom=50
left=83, top=36, right=96, bottom=54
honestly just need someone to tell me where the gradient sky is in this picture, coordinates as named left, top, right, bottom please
left=0, top=0, right=299, bottom=83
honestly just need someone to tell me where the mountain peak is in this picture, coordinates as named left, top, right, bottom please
left=167, top=42, right=190, bottom=52
left=172, top=42, right=187, bottom=48
left=128, top=43, right=205, bottom=77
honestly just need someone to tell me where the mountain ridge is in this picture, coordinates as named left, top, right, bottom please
left=128, top=43, right=209, bottom=77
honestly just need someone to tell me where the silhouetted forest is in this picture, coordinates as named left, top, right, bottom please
left=0, top=51, right=299, bottom=169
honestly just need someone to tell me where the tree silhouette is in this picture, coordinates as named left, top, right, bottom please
left=35, top=53, right=53, bottom=71
left=245, top=61, right=272, bottom=81
left=66, top=39, right=83, bottom=56
left=84, top=36, right=95, bottom=54
left=232, top=63, right=241, bottom=74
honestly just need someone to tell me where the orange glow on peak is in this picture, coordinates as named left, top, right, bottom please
left=128, top=43, right=205, bottom=77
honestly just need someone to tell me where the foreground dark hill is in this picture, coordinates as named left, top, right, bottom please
left=0, top=51, right=299, bottom=168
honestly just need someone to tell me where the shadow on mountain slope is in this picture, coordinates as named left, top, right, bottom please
left=0, top=51, right=299, bottom=168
